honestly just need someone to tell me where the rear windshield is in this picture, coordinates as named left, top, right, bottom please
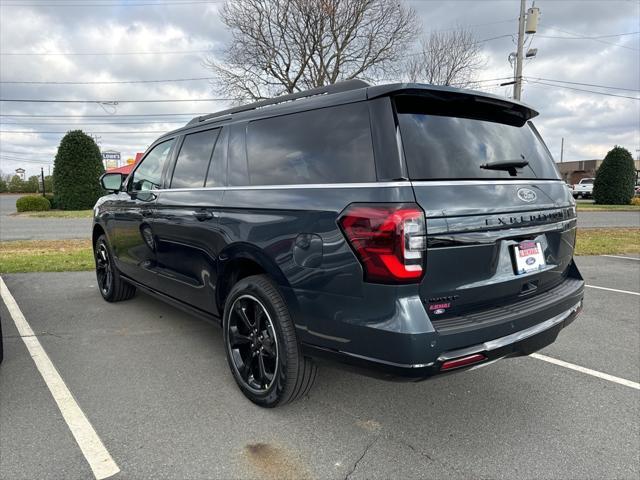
left=397, top=108, right=560, bottom=181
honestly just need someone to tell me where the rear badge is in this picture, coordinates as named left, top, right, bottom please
left=517, top=188, right=537, bottom=202
left=429, top=302, right=450, bottom=315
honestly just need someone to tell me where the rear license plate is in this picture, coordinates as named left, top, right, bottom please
left=513, top=241, right=546, bottom=274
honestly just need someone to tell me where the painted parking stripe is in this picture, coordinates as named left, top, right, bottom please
left=585, top=284, right=640, bottom=296
left=531, top=353, right=640, bottom=390
left=0, top=277, right=120, bottom=480
left=601, top=255, right=640, bottom=261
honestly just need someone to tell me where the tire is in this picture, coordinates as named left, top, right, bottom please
left=94, top=234, right=136, bottom=302
left=222, top=274, right=317, bottom=407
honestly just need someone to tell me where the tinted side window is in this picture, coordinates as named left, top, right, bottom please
left=245, top=102, right=375, bottom=185
left=131, top=139, right=174, bottom=191
left=171, top=129, right=220, bottom=188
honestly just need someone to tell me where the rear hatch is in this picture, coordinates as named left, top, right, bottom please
left=394, top=92, right=578, bottom=327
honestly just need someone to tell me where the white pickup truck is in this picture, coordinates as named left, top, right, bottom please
left=571, top=178, right=594, bottom=198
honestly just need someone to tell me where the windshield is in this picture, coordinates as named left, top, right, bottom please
left=397, top=113, right=561, bottom=181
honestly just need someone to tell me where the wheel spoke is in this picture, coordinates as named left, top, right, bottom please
left=235, top=304, right=253, bottom=331
left=257, top=352, right=270, bottom=387
left=254, top=307, right=264, bottom=332
left=229, top=326, right=251, bottom=348
left=261, top=338, right=276, bottom=358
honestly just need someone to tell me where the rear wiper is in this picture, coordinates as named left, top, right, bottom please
left=480, top=158, right=529, bottom=177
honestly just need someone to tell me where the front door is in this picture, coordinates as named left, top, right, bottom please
left=112, top=138, right=175, bottom=288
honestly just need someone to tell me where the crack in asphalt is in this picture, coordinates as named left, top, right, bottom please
left=345, top=437, right=378, bottom=480
left=4, top=331, right=64, bottom=339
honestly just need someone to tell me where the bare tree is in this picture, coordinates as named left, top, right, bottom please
left=406, top=28, right=484, bottom=88
left=206, top=0, right=420, bottom=101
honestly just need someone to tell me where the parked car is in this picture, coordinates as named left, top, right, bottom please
left=93, top=80, right=584, bottom=407
left=571, top=177, right=595, bottom=198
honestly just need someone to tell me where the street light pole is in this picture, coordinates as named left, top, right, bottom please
left=514, top=0, right=526, bottom=101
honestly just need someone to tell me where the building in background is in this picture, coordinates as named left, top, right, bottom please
left=101, top=150, right=121, bottom=170
left=14, top=168, right=25, bottom=180
left=557, top=159, right=640, bottom=184
left=106, top=152, right=143, bottom=176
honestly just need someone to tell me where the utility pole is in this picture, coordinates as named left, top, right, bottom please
left=40, top=167, right=46, bottom=197
left=560, top=137, right=564, bottom=163
left=514, top=0, right=526, bottom=101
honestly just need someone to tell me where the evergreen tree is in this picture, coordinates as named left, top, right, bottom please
left=52, top=130, right=105, bottom=210
left=593, top=146, right=636, bottom=205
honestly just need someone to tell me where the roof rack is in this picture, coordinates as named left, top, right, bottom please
left=186, top=79, right=370, bottom=126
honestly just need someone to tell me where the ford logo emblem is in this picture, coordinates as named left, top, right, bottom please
left=517, top=188, right=537, bottom=202
left=526, top=257, right=536, bottom=265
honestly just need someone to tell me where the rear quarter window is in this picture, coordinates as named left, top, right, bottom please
left=245, top=102, right=376, bottom=185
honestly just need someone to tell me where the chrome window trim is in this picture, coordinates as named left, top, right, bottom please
left=411, top=179, right=564, bottom=186
left=154, top=181, right=412, bottom=192
left=152, top=179, right=564, bottom=193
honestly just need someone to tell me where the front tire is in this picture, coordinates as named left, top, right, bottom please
left=94, top=234, right=136, bottom=302
left=223, top=275, right=316, bottom=407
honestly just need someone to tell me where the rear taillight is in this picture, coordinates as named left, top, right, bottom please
left=338, top=203, right=426, bottom=284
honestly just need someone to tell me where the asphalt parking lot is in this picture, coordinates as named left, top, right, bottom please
left=0, top=194, right=91, bottom=242
left=0, top=256, right=639, bottom=479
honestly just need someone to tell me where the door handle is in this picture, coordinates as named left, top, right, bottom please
left=194, top=210, right=215, bottom=221
left=141, top=209, right=153, bottom=218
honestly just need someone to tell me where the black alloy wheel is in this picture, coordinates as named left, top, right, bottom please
left=222, top=274, right=317, bottom=407
left=227, top=294, right=279, bottom=392
left=94, top=234, right=136, bottom=302
left=95, top=240, right=113, bottom=298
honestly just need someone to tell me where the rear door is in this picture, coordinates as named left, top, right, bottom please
left=153, top=126, right=226, bottom=314
left=394, top=93, right=577, bottom=321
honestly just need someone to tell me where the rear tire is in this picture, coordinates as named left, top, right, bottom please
left=223, top=274, right=317, bottom=407
left=94, top=234, right=136, bottom=302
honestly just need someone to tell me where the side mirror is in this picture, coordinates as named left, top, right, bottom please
left=100, top=173, right=124, bottom=193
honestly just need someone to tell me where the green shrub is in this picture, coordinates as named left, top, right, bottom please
left=593, top=146, right=636, bottom=205
left=16, top=195, right=51, bottom=212
left=52, top=130, right=105, bottom=210
left=44, top=193, right=60, bottom=209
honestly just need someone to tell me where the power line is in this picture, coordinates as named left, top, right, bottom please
left=0, top=130, right=169, bottom=134
left=0, top=76, right=217, bottom=85
left=525, top=80, right=640, bottom=100
left=543, top=26, right=639, bottom=51
left=0, top=49, right=212, bottom=56
left=0, top=98, right=233, bottom=103
left=0, top=0, right=223, bottom=7
left=536, top=31, right=639, bottom=40
left=0, top=113, right=206, bottom=117
left=525, top=77, right=640, bottom=93
left=2, top=120, right=186, bottom=126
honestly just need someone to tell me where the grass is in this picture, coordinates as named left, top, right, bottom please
left=0, top=239, right=93, bottom=273
left=16, top=210, right=93, bottom=218
left=0, top=229, right=637, bottom=274
left=575, top=203, right=640, bottom=212
left=575, top=228, right=640, bottom=256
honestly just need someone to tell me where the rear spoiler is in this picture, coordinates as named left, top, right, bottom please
left=367, top=83, right=538, bottom=127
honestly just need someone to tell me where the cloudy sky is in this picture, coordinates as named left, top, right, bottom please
left=1, top=0, right=638, bottom=178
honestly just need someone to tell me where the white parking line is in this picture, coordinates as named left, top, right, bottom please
left=0, top=277, right=120, bottom=480
left=585, top=284, right=640, bottom=296
left=531, top=353, right=640, bottom=390
left=601, top=255, right=640, bottom=261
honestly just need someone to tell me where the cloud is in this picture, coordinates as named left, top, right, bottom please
left=0, top=0, right=638, bottom=177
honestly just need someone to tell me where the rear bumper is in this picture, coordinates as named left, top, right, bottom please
left=303, top=299, right=582, bottom=380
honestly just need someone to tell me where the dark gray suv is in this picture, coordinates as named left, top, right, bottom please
left=93, top=80, right=584, bottom=407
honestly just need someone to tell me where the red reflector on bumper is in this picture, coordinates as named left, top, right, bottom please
left=440, top=353, right=487, bottom=371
